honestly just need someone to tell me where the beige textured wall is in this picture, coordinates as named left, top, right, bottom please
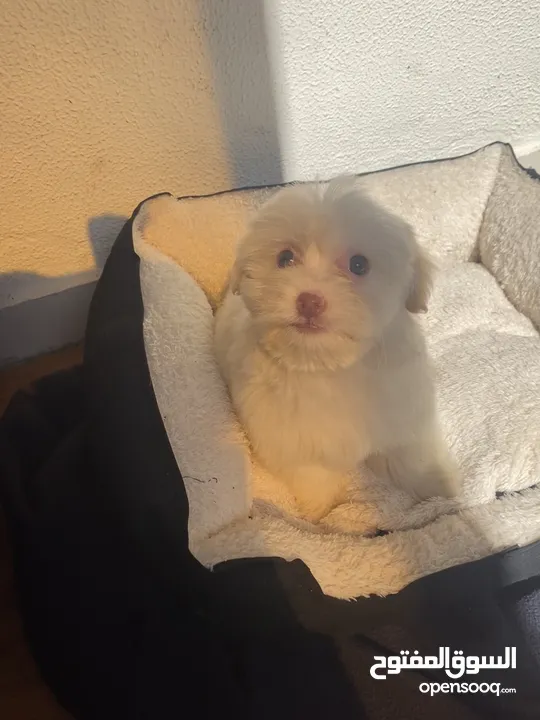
left=1, top=0, right=539, bottom=362
left=0, top=0, right=233, bottom=308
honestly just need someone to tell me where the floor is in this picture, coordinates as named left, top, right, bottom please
left=0, top=345, right=82, bottom=720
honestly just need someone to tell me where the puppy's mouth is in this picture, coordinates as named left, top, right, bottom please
left=291, top=320, right=327, bottom=334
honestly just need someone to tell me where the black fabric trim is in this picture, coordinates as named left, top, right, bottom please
left=173, top=141, right=516, bottom=202
left=525, top=166, right=540, bottom=182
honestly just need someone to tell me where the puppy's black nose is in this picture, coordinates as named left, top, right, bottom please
left=296, top=292, right=327, bottom=319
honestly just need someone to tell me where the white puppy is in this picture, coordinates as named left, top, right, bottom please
left=214, top=179, right=460, bottom=522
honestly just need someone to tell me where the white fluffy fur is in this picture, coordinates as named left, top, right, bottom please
left=214, top=181, right=459, bottom=521
left=132, top=143, right=540, bottom=599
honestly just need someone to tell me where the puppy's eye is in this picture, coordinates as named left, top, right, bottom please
left=277, top=249, right=295, bottom=268
left=349, top=254, right=370, bottom=276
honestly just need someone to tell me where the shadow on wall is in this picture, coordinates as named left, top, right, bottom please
left=1, top=0, right=282, bottom=364
left=0, top=215, right=127, bottom=365
left=198, top=0, right=283, bottom=187
left=87, top=215, right=130, bottom=271
left=0, top=215, right=127, bottom=308
left=0, top=271, right=94, bottom=366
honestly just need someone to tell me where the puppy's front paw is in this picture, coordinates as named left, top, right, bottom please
left=295, top=494, right=336, bottom=524
left=288, top=466, right=348, bottom=524
left=412, top=463, right=461, bottom=501
left=413, top=444, right=462, bottom=500
left=368, top=443, right=462, bottom=501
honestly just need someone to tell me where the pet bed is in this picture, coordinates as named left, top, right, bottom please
left=1, top=142, right=540, bottom=719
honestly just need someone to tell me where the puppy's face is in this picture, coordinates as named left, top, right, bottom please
left=231, top=179, right=432, bottom=371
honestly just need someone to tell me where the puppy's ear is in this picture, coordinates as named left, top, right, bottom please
left=406, top=244, right=434, bottom=313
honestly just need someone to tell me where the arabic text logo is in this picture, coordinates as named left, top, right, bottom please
left=370, top=647, right=516, bottom=680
